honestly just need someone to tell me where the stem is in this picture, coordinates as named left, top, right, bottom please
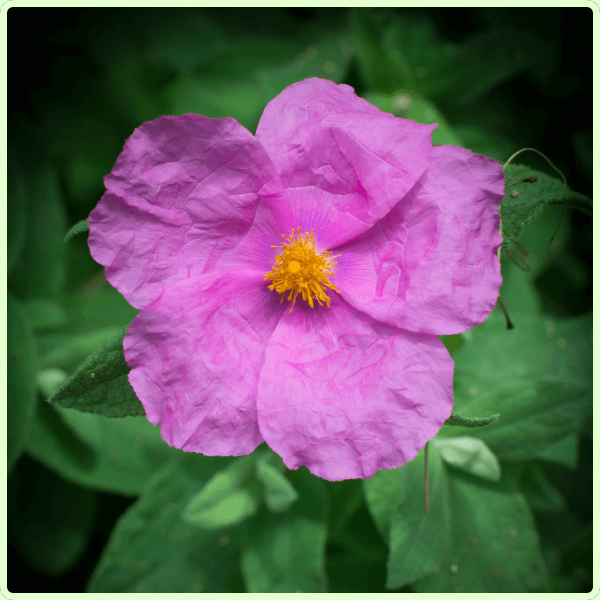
left=424, top=441, right=430, bottom=516
left=498, top=296, right=514, bottom=329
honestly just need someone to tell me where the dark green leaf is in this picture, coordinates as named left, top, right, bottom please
left=48, top=326, right=144, bottom=417
left=501, top=164, right=592, bottom=247
left=424, top=28, right=551, bottom=105
left=8, top=166, right=68, bottom=299
left=255, top=453, right=299, bottom=513
left=64, top=218, right=89, bottom=242
left=445, top=413, right=500, bottom=428
left=362, top=91, right=462, bottom=147
left=432, top=436, right=501, bottom=482
left=413, top=470, right=549, bottom=592
left=7, top=151, right=28, bottom=275
left=257, top=31, right=353, bottom=103
left=241, top=467, right=328, bottom=593
left=24, top=298, right=69, bottom=331
left=352, top=8, right=412, bottom=93
left=8, top=294, right=38, bottom=472
left=440, top=310, right=592, bottom=460
left=379, top=448, right=452, bottom=589
left=26, top=402, right=180, bottom=496
left=87, top=454, right=243, bottom=592
left=534, top=434, right=578, bottom=469
left=8, top=457, right=97, bottom=577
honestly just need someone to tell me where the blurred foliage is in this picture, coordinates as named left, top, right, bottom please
left=7, top=6, right=592, bottom=594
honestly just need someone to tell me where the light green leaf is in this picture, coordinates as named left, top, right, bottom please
left=432, top=436, right=501, bottom=482
left=413, top=471, right=549, bottom=592
left=36, top=367, right=69, bottom=398
left=26, top=402, right=180, bottom=496
left=241, top=468, right=328, bottom=593
left=8, top=294, right=38, bottom=473
left=183, top=452, right=263, bottom=528
left=64, top=218, right=89, bottom=242
left=185, top=488, right=260, bottom=530
left=256, top=454, right=299, bottom=513
left=87, top=454, right=243, bottom=592
left=48, top=326, right=144, bottom=417
left=501, top=164, right=592, bottom=247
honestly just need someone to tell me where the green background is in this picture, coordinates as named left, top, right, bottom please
left=7, top=6, right=592, bottom=593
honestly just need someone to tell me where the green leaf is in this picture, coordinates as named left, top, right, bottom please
left=501, top=164, right=592, bottom=247
left=368, top=447, right=452, bottom=589
left=8, top=294, right=38, bottom=473
left=24, top=298, right=69, bottom=331
left=432, top=436, right=501, bottom=482
left=8, top=458, right=97, bottom=577
left=48, top=326, right=144, bottom=417
left=362, top=91, right=462, bottom=147
left=257, top=31, right=353, bottom=103
left=183, top=452, right=263, bottom=529
left=515, top=461, right=567, bottom=513
left=445, top=413, right=500, bottom=428
left=424, top=28, right=551, bottom=105
left=413, top=470, right=548, bottom=592
left=87, top=454, right=244, bottom=592
left=534, top=434, right=578, bottom=469
left=64, top=218, right=89, bottom=242
left=241, top=468, right=328, bottom=593
left=26, top=402, right=180, bottom=496
left=255, top=454, right=299, bottom=513
left=8, top=166, right=68, bottom=299
left=352, top=8, right=412, bottom=93
left=7, top=151, right=28, bottom=274
left=36, top=367, right=69, bottom=398
left=441, top=310, right=592, bottom=460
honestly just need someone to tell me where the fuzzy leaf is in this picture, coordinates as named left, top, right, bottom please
left=48, top=326, right=144, bottom=417
left=64, top=218, right=89, bottom=242
left=501, top=164, right=592, bottom=247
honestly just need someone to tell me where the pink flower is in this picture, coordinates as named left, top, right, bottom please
left=88, top=78, right=503, bottom=481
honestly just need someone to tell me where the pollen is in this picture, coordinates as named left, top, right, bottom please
left=264, top=227, right=341, bottom=313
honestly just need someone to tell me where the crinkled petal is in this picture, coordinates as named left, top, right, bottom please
left=334, top=145, right=504, bottom=335
left=89, top=114, right=289, bottom=309
left=124, top=271, right=286, bottom=456
left=256, top=295, right=454, bottom=481
left=255, top=78, right=435, bottom=248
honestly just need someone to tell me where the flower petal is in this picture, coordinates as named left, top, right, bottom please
left=334, top=145, right=504, bottom=335
left=255, top=78, right=435, bottom=248
left=124, top=270, right=286, bottom=456
left=256, top=296, right=454, bottom=481
left=89, top=114, right=289, bottom=309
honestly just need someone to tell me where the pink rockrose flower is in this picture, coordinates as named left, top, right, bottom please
left=88, top=78, right=503, bottom=481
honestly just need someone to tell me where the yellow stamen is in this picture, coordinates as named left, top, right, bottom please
left=264, top=227, right=341, bottom=313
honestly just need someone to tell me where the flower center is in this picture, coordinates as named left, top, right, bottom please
left=264, top=227, right=341, bottom=313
